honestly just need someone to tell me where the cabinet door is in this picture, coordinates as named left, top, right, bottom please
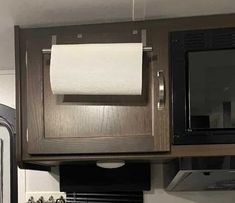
left=19, top=23, right=170, bottom=155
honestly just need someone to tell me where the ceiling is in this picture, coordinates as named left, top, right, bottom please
left=0, top=0, right=235, bottom=70
left=2, top=0, right=235, bottom=27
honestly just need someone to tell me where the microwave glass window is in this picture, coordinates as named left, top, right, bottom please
left=188, top=49, right=235, bottom=129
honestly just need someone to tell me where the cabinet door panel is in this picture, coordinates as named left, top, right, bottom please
left=43, top=54, right=152, bottom=139
left=20, top=23, right=170, bottom=155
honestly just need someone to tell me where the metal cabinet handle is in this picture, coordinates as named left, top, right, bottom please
left=157, top=70, right=165, bottom=110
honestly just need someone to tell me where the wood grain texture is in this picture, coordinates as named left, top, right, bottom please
left=21, top=23, right=160, bottom=155
left=151, top=28, right=171, bottom=152
left=14, top=26, right=23, bottom=167
left=22, top=143, right=235, bottom=167
left=171, top=144, right=235, bottom=157
left=25, top=143, right=235, bottom=162
left=43, top=53, right=152, bottom=139
left=17, top=14, right=235, bottom=166
left=26, top=36, right=51, bottom=153
left=29, top=136, right=155, bottom=154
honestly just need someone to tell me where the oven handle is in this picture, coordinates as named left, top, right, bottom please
left=157, top=70, right=165, bottom=110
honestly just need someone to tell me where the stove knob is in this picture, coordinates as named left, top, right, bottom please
left=48, top=196, right=55, bottom=203
left=56, top=196, right=65, bottom=203
left=36, top=196, right=45, bottom=203
left=27, top=196, right=35, bottom=203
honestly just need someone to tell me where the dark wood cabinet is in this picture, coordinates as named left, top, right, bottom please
left=15, top=22, right=170, bottom=162
left=16, top=14, right=235, bottom=168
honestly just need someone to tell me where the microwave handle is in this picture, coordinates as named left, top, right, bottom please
left=157, top=70, right=165, bottom=110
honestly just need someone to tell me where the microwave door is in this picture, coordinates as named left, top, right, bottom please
left=171, top=27, right=235, bottom=145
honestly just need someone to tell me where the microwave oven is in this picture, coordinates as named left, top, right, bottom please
left=171, top=27, right=235, bottom=145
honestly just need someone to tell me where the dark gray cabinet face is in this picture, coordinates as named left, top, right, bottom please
left=16, top=22, right=170, bottom=156
left=189, top=49, right=235, bottom=129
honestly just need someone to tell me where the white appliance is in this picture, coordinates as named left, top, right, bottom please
left=0, top=70, right=17, bottom=203
left=0, top=104, right=17, bottom=203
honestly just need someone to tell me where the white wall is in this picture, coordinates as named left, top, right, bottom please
left=0, top=7, right=14, bottom=70
left=0, top=70, right=15, bottom=108
left=26, top=167, right=60, bottom=192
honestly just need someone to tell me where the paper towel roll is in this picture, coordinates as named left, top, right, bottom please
left=50, top=43, right=143, bottom=95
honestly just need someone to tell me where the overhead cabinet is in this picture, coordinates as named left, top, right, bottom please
left=16, top=14, right=235, bottom=166
left=15, top=22, right=170, bottom=159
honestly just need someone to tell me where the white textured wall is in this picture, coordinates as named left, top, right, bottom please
left=0, top=2, right=14, bottom=70
left=25, top=167, right=60, bottom=192
left=0, top=70, right=15, bottom=108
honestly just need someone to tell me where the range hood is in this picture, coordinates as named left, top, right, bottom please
left=60, top=163, right=150, bottom=192
left=60, top=163, right=150, bottom=202
left=164, top=157, right=235, bottom=191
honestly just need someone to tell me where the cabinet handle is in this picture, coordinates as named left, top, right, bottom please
left=157, top=70, right=165, bottom=110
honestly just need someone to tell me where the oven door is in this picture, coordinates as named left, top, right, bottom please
left=171, top=27, right=235, bottom=145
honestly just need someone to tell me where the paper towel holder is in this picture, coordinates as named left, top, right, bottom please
left=42, top=29, right=152, bottom=54
left=42, top=46, right=152, bottom=54
left=42, top=30, right=152, bottom=105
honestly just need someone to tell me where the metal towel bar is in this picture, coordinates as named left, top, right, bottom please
left=42, top=46, right=152, bottom=54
